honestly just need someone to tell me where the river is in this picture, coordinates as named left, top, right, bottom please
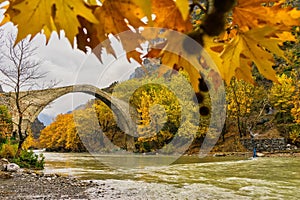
left=41, top=152, right=299, bottom=199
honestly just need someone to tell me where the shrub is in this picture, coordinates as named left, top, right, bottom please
left=289, top=126, right=300, bottom=145
left=0, top=143, right=17, bottom=158
left=12, top=150, right=45, bottom=170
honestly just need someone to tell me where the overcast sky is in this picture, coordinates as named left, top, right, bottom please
left=0, top=16, right=140, bottom=124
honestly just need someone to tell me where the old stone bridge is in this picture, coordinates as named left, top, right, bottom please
left=0, top=84, right=136, bottom=148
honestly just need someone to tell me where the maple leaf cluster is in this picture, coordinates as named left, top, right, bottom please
left=208, top=0, right=300, bottom=84
left=0, top=0, right=300, bottom=86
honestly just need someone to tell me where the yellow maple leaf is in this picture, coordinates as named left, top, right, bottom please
left=174, top=0, right=190, bottom=21
left=219, top=34, right=243, bottom=84
left=53, top=0, right=98, bottom=44
left=151, top=0, right=192, bottom=33
left=246, top=26, right=289, bottom=59
left=214, top=27, right=288, bottom=84
left=96, top=0, right=145, bottom=35
left=91, top=0, right=146, bottom=61
left=132, top=0, right=153, bottom=25
left=6, top=0, right=98, bottom=44
left=146, top=31, right=225, bottom=94
left=0, top=2, right=10, bottom=26
left=269, top=3, right=300, bottom=28
left=240, top=27, right=285, bottom=83
left=6, top=0, right=55, bottom=43
left=233, top=0, right=300, bottom=31
left=90, top=0, right=192, bottom=63
left=161, top=51, right=202, bottom=93
left=235, top=58, right=255, bottom=84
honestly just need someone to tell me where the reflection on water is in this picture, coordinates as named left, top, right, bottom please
left=42, top=152, right=300, bottom=199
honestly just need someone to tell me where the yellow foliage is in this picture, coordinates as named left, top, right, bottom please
left=270, top=74, right=295, bottom=113
left=0, top=105, right=12, bottom=138
left=226, top=78, right=255, bottom=119
left=6, top=0, right=98, bottom=44
left=291, top=80, right=300, bottom=123
left=0, top=143, right=16, bottom=158
left=39, top=113, right=79, bottom=151
left=208, top=1, right=300, bottom=84
left=134, top=85, right=180, bottom=141
left=39, top=99, right=116, bottom=152
left=232, top=0, right=300, bottom=32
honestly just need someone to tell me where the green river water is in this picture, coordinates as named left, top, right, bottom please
left=42, top=152, right=299, bottom=199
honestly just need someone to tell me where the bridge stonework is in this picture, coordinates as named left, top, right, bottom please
left=0, top=85, right=136, bottom=151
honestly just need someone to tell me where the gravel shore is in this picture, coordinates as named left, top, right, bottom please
left=0, top=169, right=97, bottom=199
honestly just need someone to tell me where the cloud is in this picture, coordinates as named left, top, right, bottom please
left=0, top=22, right=142, bottom=124
left=35, top=34, right=142, bottom=124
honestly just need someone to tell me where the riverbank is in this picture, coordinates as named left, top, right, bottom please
left=208, top=151, right=300, bottom=157
left=0, top=169, right=97, bottom=199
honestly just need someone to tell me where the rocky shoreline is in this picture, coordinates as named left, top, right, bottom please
left=0, top=158, right=97, bottom=199
left=0, top=170, right=96, bottom=199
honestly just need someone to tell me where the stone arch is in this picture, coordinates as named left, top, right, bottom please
left=29, top=84, right=136, bottom=135
left=6, top=84, right=136, bottom=143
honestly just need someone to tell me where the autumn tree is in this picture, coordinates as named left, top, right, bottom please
left=39, top=100, right=120, bottom=152
left=269, top=74, right=295, bottom=123
left=39, top=113, right=87, bottom=152
left=113, top=70, right=209, bottom=152
left=291, top=78, right=300, bottom=123
left=226, top=78, right=255, bottom=137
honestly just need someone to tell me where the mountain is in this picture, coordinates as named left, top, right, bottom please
left=38, top=113, right=54, bottom=126
left=31, top=118, right=45, bottom=139
left=129, top=58, right=160, bottom=79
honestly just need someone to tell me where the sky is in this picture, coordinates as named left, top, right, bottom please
left=0, top=19, right=140, bottom=125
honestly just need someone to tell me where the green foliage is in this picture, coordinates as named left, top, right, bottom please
left=12, top=150, right=45, bottom=170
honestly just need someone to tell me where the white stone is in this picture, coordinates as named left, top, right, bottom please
left=5, top=163, right=20, bottom=172
left=256, top=152, right=265, bottom=157
left=1, top=158, right=9, bottom=164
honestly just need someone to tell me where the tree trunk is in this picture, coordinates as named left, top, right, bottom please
left=16, top=137, right=25, bottom=156
left=221, top=120, right=227, bottom=142
left=16, top=114, right=24, bottom=156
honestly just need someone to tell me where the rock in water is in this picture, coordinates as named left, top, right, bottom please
left=256, top=152, right=265, bottom=157
left=5, top=163, right=20, bottom=172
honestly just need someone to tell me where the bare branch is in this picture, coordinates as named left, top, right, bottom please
left=0, top=31, right=57, bottom=153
